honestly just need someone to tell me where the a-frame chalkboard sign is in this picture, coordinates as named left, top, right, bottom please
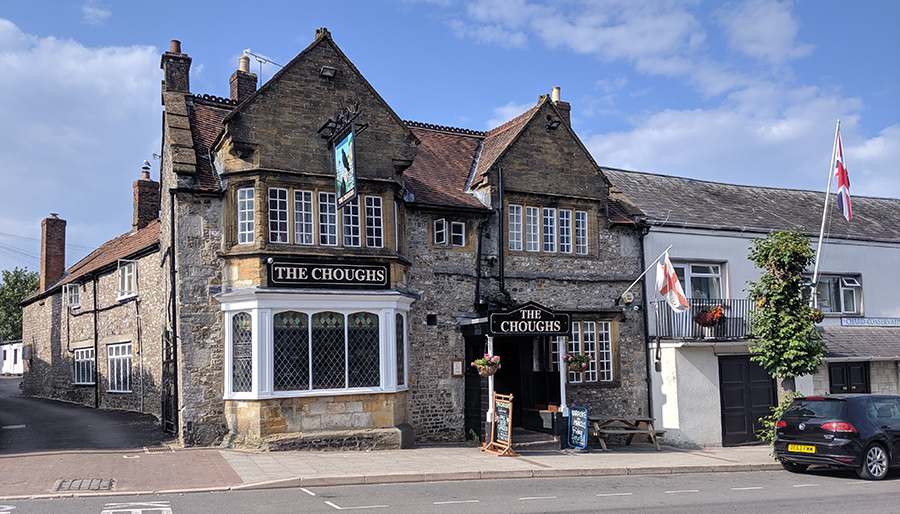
left=483, top=392, right=518, bottom=457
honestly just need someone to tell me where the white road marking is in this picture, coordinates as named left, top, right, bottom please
left=731, top=486, right=764, bottom=490
left=1, top=425, right=25, bottom=430
left=519, top=496, right=557, bottom=500
left=596, top=492, right=633, bottom=497
left=666, top=490, right=699, bottom=494
left=793, top=484, right=820, bottom=488
left=324, top=501, right=389, bottom=510
left=101, top=502, right=172, bottom=514
left=301, top=488, right=316, bottom=496
left=433, top=500, right=480, bottom=505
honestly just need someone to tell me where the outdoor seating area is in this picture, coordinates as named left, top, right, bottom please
left=589, top=415, right=666, bottom=451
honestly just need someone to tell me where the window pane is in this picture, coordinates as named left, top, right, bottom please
left=396, top=313, right=405, bottom=386
left=597, top=322, right=613, bottom=382
left=575, top=211, right=588, bottom=254
left=237, top=188, right=255, bottom=244
left=312, top=312, right=346, bottom=389
left=268, top=188, right=289, bottom=243
left=294, top=190, right=314, bottom=245
left=526, top=207, right=540, bottom=252
left=559, top=210, right=572, bottom=253
left=348, top=312, right=380, bottom=388
left=690, top=276, right=721, bottom=300
left=509, top=205, right=522, bottom=251
left=274, top=312, right=310, bottom=391
left=816, top=277, right=839, bottom=312
left=451, top=222, right=465, bottom=246
left=434, top=219, right=446, bottom=245
left=542, top=208, right=556, bottom=252
left=232, top=312, right=252, bottom=393
left=319, top=193, right=337, bottom=245
left=568, top=322, right=581, bottom=383
left=691, top=265, right=719, bottom=274
left=582, top=322, right=598, bottom=382
left=842, top=288, right=857, bottom=313
left=108, top=343, right=132, bottom=392
left=343, top=197, right=360, bottom=247
left=365, top=196, right=383, bottom=248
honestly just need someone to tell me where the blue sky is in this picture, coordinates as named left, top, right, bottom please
left=1, top=0, right=898, bottom=274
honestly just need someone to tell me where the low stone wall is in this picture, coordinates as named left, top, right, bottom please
left=224, top=391, right=410, bottom=448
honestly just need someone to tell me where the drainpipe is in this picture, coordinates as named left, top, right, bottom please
left=475, top=219, right=484, bottom=311
left=638, top=221, right=654, bottom=418
left=168, top=188, right=179, bottom=434
left=497, top=168, right=511, bottom=303
left=92, top=277, right=99, bottom=408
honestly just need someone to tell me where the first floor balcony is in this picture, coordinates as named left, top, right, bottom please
left=650, top=298, right=755, bottom=341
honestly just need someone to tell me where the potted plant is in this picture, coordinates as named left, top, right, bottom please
left=562, top=353, right=592, bottom=372
left=809, top=307, right=825, bottom=323
left=693, top=305, right=726, bottom=338
left=472, top=353, right=500, bottom=377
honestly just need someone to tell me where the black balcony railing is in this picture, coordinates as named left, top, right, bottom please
left=650, top=298, right=755, bottom=341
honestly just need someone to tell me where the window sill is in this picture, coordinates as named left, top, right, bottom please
left=73, top=382, right=95, bottom=386
left=225, top=385, right=407, bottom=400
left=116, top=293, right=138, bottom=302
left=107, top=390, right=132, bottom=394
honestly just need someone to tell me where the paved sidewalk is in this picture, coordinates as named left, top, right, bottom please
left=0, top=442, right=781, bottom=500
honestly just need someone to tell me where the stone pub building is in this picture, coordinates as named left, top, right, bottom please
left=22, top=28, right=649, bottom=449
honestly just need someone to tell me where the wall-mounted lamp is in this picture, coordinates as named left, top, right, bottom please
left=320, top=66, right=337, bottom=78
left=545, top=115, right=561, bottom=131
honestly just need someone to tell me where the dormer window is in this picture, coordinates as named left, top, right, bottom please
left=63, top=283, right=81, bottom=308
left=117, top=260, right=137, bottom=299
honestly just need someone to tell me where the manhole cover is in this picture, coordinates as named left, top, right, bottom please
left=55, top=478, right=114, bottom=492
left=144, top=445, right=174, bottom=453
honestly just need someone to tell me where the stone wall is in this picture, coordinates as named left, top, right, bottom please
left=21, top=249, right=165, bottom=418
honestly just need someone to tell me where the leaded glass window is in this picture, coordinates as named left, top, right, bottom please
left=232, top=312, right=252, bottom=393
left=396, top=313, right=405, bottom=386
left=274, top=311, right=310, bottom=391
left=312, top=312, right=346, bottom=389
left=348, top=312, right=380, bottom=388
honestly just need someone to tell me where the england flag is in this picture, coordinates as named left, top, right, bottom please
left=834, top=128, right=852, bottom=222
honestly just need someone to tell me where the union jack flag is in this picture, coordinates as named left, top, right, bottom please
left=834, top=128, right=851, bottom=221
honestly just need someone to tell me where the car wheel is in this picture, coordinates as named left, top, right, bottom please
left=780, top=460, right=809, bottom=473
left=857, top=443, right=889, bottom=480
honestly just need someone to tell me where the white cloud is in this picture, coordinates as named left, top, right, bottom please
left=81, top=1, right=112, bottom=26
left=486, top=101, right=534, bottom=129
left=0, top=20, right=160, bottom=270
left=713, top=0, right=814, bottom=66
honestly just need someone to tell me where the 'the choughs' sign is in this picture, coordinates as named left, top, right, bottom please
left=489, top=302, right=570, bottom=336
left=268, top=260, right=389, bottom=288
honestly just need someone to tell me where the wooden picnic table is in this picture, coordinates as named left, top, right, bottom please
left=589, top=415, right=665, bottom=451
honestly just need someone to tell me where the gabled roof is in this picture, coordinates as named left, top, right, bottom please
left=603, top=168, right=900, bottom=242
left=472, top=105, right=539, bottom=184
left=821, top=326, right=900, bottom=360
left=22, top=219, right=161, bottom=304
left=403, top=123, right=488, bottom=210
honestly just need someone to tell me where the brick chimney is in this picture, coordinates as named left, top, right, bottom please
left=551, top=86, right=571, bottom=126
left=133, top=160, right=161, bottom=231
left=160, top=39, right=192, bottom=94
left=40, top=214, right=66, bottom=292
left=230, top=55, right=258, bottom=103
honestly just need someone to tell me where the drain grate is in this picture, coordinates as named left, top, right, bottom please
left=144, top=445, right=174, bottom=453
left=55, top=478, right=114, bottom=492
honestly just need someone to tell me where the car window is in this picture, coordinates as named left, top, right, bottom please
left=783, top=399, right=846, bottom=419
left=867, top=399, right=900, bottom=421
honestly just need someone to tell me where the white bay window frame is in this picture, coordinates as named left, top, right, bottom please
left=218, top=290, right=412, bottom=400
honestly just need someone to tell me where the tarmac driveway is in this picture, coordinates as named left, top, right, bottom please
left=0, top=376, right=167, bottom=454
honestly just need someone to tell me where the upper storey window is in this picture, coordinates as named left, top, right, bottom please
left=509, top=203, right=589, bottom=255
left=237, top=187, right=255, bottom=244
left=235, top=187, right=385, bottom=249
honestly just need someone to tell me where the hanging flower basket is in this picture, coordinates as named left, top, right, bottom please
left=809, top=308, right=825, bottom=324
left=472, top=354, right=500, bottom=377
left=563, top=353, right=592, bottom=372
left=477, top=365, right=499, bottom=377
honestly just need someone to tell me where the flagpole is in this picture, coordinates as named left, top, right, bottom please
left=811, top=119, right=841, bottom=305
left=620, top=244, right=673, bottom=299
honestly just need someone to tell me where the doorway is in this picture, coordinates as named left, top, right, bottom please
left=719, top=355, right=775, bottom=446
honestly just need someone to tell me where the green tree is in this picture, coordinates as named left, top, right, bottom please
left=0, top=267, right=39, bottom=341
left=747, top=228, right=826, bottom=378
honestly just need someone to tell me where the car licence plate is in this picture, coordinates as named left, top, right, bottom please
left=788, top=444, right=815, bottom=453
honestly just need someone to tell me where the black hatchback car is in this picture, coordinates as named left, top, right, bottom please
left=774, top=395, right=900, bottom=480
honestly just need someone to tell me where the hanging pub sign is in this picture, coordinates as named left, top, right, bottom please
left=267, top=259, right=389, bottom=289
left=488, top=301, right=571, bottom=337
left=334, top=123, right=357, bottom=210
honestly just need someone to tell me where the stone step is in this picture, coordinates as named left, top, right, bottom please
left=511, top=428, right=561, bottom=451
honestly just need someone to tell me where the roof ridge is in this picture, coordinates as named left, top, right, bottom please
left=485, top=106, right=538, bottom=136
left=404, top=120, right=485, bottom=137
left=193, top=94, right=239, bottom=107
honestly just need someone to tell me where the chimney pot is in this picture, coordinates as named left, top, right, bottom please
left=230, top=56, right=258, bottom=103
left=239, top=55, right=250, bottom=73
left=551, top=86, right=561, bottom=103
left=170, top=40, right=182, bottom=54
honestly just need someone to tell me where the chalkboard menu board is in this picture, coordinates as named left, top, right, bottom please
left=495, top=399, right=511, bottom=444
left=568, top=406, right=588, bottom=449
left=483, top=392, right=518, bottom=456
